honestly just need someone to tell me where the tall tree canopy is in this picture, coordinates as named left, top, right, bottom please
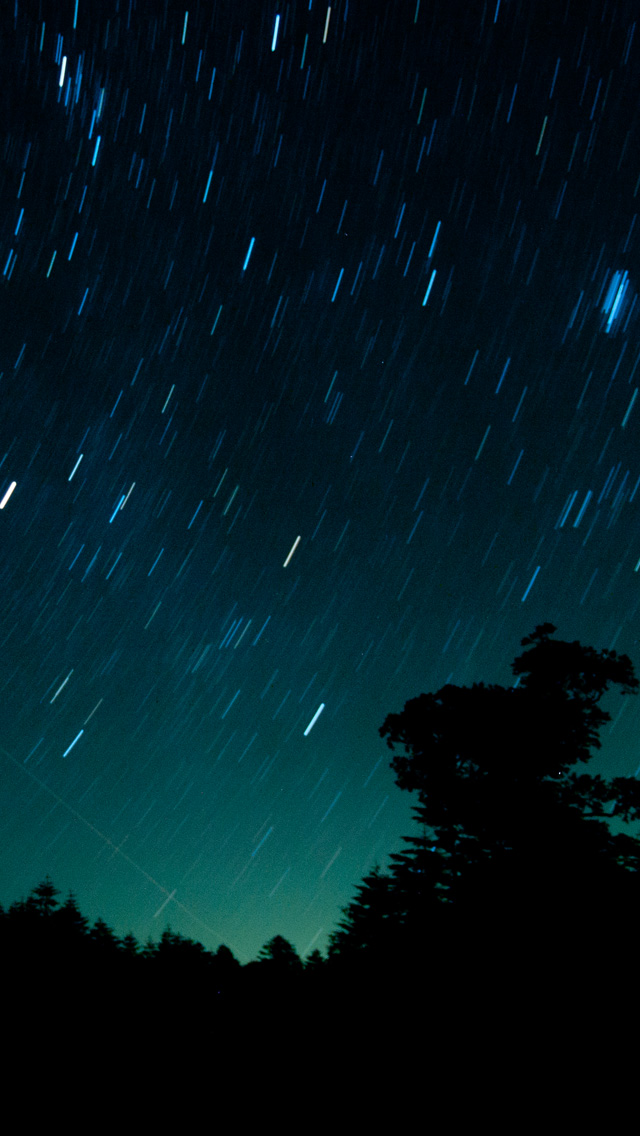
left=374, top=624, right=640, bottom=956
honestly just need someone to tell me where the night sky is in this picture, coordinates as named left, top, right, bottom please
left=1, top=0, right=640, bottom=964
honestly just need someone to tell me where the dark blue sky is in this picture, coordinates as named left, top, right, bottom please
left=1, top=0, right=639, bottom=962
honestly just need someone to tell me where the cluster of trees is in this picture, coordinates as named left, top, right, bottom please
left=4, top=624, right=640, bottom=1019
left=0, top=879, right=329, bottom=1014
left=331, top=623, right=640, bottom=986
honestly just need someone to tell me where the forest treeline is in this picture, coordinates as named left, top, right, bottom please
left=4, top=624, right=640, bottom=1023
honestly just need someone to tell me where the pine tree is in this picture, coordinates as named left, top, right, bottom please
left=304, top=948, right=326, bottom=971
left=257, top=934, right=303, bottom=970
left=26, top=876, right=61, bottom=919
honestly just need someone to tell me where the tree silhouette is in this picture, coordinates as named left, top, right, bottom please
left=26, top=875, right=60, bottom=919
left=0, top=877, right=246, bottom=1028
left=304, top=948, right=326, bottom=972
left=377, top=623, right=640, bottom=975
left=256, top=934, right=303, bottom=970
left=55, top=891, right=90, bottom=940
left=210, top=943, right=242, bottom=1003
left=120, top=931, right=141, bottom=959
left=239, top=934, right=305, bottom=1007
left=153, top=925, right=214, bottom=991
left=328, top=864, right=400, bottom=960
left=140, top=935, right=158, bottom=962
left=2, top=877, right=64, bottom=974
left=4, top=624, right=639, bottom=1024
left=157, top=925, right=207, bottom=961
left=88, top=916, right=121, bottom=956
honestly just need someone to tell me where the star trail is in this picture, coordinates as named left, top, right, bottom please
left=1, top=0, right=640, bottom=963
